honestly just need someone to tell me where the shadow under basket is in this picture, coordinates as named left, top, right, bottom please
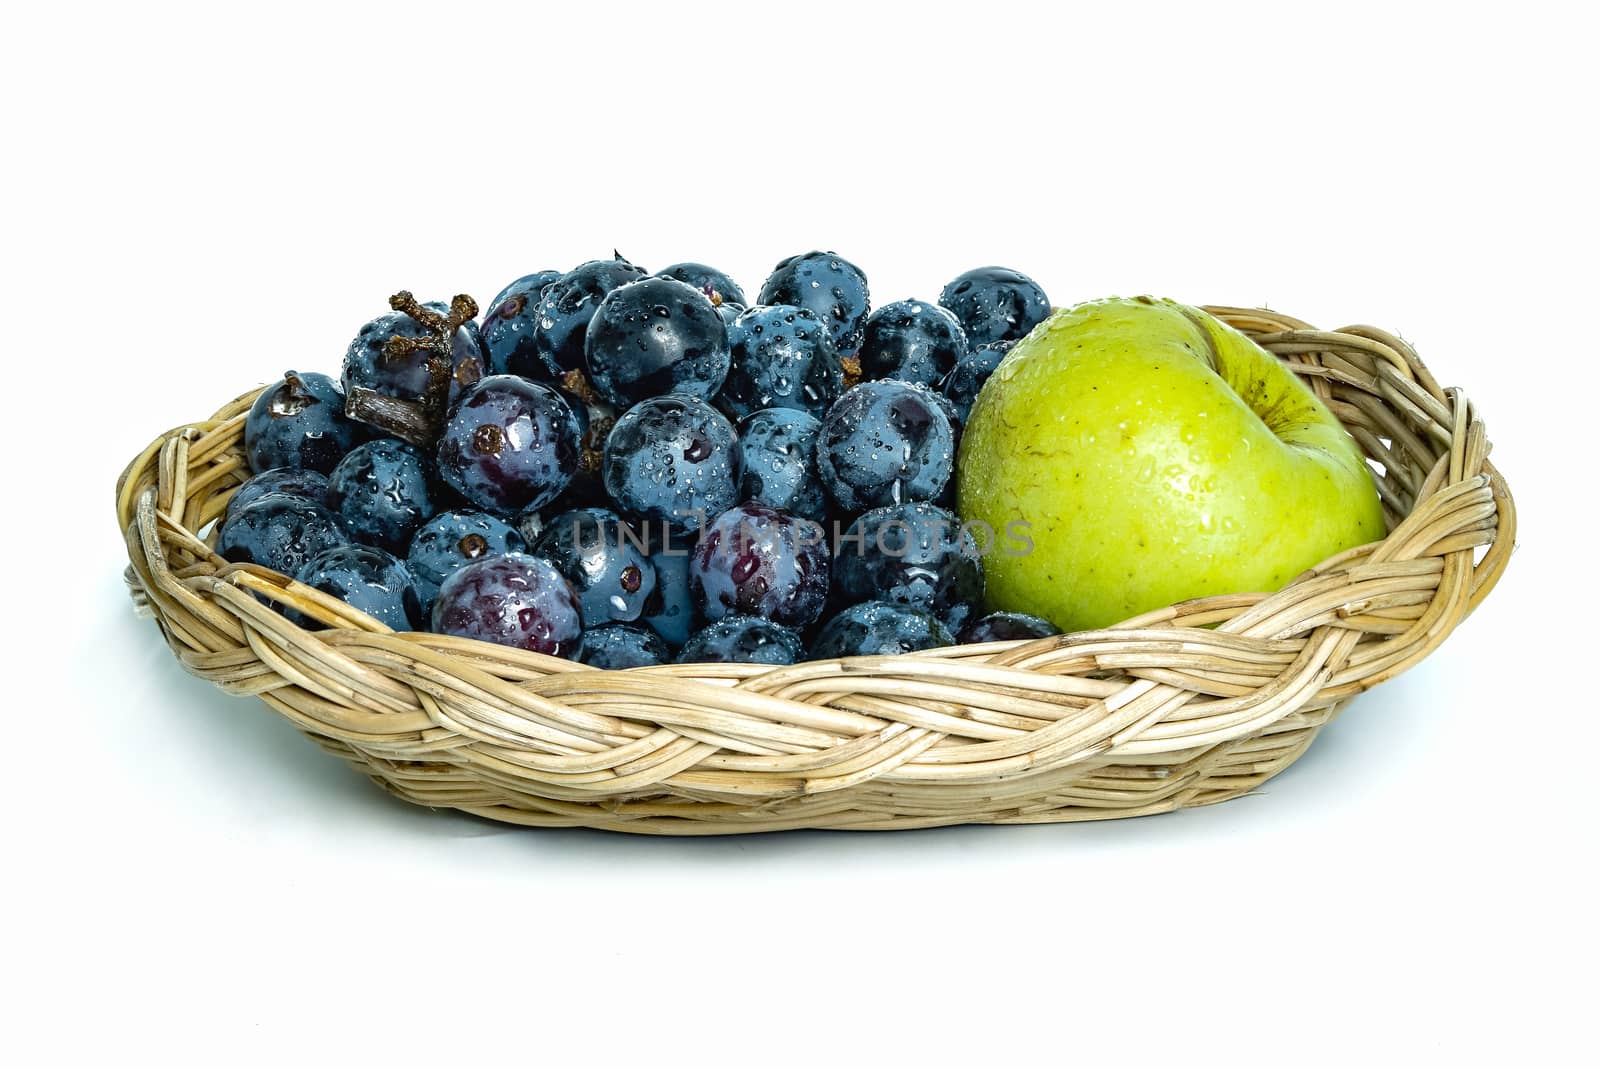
left=116, top=307, right=1516, bottom=834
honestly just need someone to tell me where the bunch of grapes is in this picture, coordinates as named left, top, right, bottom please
left=219, top=254, right=1063, bottom=666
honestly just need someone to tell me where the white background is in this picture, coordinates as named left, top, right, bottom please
left=4, top=1, right=1594, bottom=1062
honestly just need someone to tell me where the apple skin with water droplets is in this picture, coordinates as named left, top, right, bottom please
left=958, top=296, right=1386, bottom=633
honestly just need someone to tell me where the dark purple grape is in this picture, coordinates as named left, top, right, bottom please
left=857, top=300, right=967, bottom=387
left=720, top=304, right=844, bottom=420
left=435, top=375, right=581, bottom=515
left=340, top=309, right=487, bottom=417
left=938, top=267, right=1051, bottom=348
left=834, top=502, right=984, bottom=632
left=958, top=612, right=1060, bottom=644
left=602, top=394, right=741, bottom=535
left=939, top=340, right=1013, bottom=423
left=217, top=493, right=349, bottom=576
left=584, top=277, right=731, bottom=408
left=533, top=508, right=657, bottom=628
left=691, top=503, right=830, bottom=628
left=431, top=552, right=583, bottom=657
left=481, top=271, right=563, bottom=378
left=405, top=509, right=526, bottom=616
left=328, top=438, right=439, bottom=553
left=675, top=615, right=805, bottom=665
left=757, top=251, right=871, bottom=355
left=577, top=624, right=671, bottom=669
left=224, top=468, right=334, bottom=526
left=735, top=408, right=827, bottom=522
left=293, top=544, right=420, bottom=632
left=809, top=601, right=954, bottom=660
left=815, top=380, right=955, bottom=512
left=245, top=371, right=367, bottom=475
left=530, top=255, right=649, bottom=378
left=640, top=530, right=696, bottom=651
left=656, top=262, right=747, bottom=307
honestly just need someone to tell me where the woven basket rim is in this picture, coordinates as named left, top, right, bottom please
left=116, top=305, right=1516, bottom=834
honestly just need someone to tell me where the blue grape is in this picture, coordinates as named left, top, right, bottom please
left=481, top=270, right=563, bottom=377
left=809, top=601, right=954, bottom=659
left=656, top=262, right=747, bottom=307
left=814, top=380, right=955, bottom=512
left=533, top=507, right=658, bottom=628
left=675, top=615, right=805, bottom=665
left=857, top=300, right=967, bottom=387
left=224, top=468, right=333, bottom=526
left=833, top=502, right=983, bottom=632
left=217, top=493, right=350, bottom=576
left=939, top=340, right=1013, bottom=423
left=328, top=438, right=439, bottom=553
left=577, top=624, right=671, bottom=669
left=293, top=544, right=420, bottom=631
left=735, top=408, right=827, bottom=522
left=720, top=304, right=843, bottom=420
left=937, top=267, right=1051, bottom=348
left=435, top=375, right=582, bottom=515
left=958, top=612, right=1060, bottom=644
left=584, top=277, right=731, bottom=408
left=691, top=503, right=830, bottom=628
left=245, top=371, right=367, bottom=474
left=405, top=509, right=526, bottom=616
left=641, top=531, right=696, bottom=651
left=757, top=251, right=871, bottom=355
left=431, top=552, right=583, bottom=657
left=530, top=255, right=649, bottom=378
left=602, top=394, right=741, bottom=535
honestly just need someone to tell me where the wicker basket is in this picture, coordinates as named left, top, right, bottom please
left=115, top=306, right=1515, bottom=834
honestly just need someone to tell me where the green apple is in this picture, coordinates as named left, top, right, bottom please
left=956, top=296, right=1385, bottom=632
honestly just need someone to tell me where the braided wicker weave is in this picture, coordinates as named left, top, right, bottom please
left=116, top=306, right=1515, bottom=834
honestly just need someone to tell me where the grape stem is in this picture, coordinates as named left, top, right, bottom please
left=345, top=289, right=479, bottom=447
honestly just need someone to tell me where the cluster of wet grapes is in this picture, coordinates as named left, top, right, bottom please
left=217, top=252, right=1066, bottom=666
